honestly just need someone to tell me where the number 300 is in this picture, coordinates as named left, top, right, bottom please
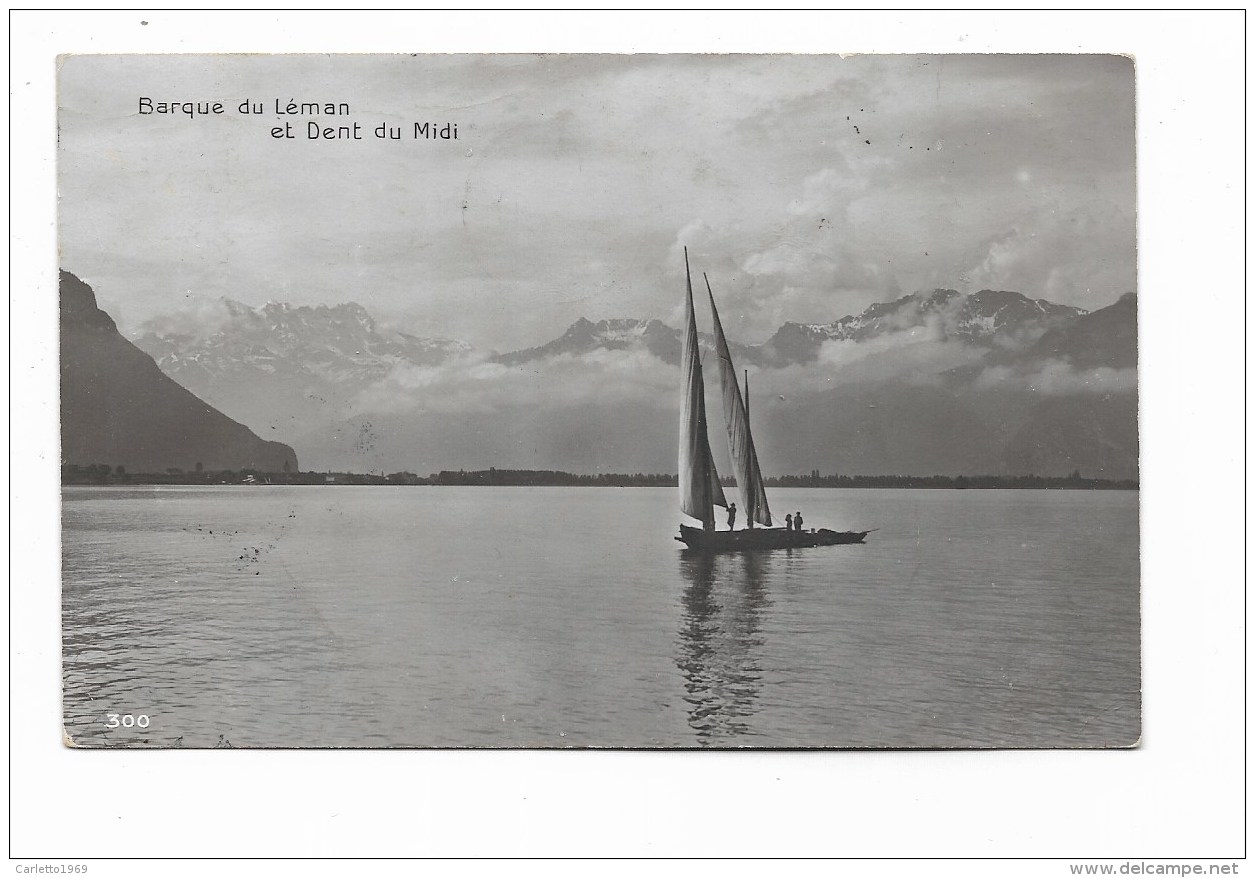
left=106, top=713, right=150, bottom=729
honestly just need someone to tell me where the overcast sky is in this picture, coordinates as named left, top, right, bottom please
left=58, top=53, right=1135, bottom=349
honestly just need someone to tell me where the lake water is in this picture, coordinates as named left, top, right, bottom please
left=62, top=486, right=1139, bottom=749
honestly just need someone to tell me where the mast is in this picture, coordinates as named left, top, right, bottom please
left=744, top=369, right=752, bottom=529
left=704, top=273, right=773, bottom=528
left=678, top=248, right=727, bottom=531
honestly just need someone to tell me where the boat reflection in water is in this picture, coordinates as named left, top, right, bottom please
left=676, top=548, right=774, bottom=746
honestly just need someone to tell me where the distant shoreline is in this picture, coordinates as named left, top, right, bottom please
left=61, top=466, right=1138, bottom=490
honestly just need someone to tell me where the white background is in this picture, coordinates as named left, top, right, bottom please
left=7, top=9, right=1246, bottom=870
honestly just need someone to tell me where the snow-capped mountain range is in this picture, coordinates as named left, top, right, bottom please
left=759, top=289, right=1085, bottom=366
left=495, top=288, right=1087, bottom=368
left=127, top=287, right=1136, bottom=478
left=132, top=287, right=1090, bottom=379
left=136, top=300, right=470, bottom=387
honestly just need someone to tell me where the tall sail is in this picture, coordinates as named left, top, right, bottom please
left=704, top=275, right=773, bottom=527
left=678, top=250, right=727, bottom=529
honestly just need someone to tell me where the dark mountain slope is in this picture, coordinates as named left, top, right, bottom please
left=1022, top=292, right=1137, bottom=369
left=60, top=270, right=298, bottom=473
left=1001, top=393, right=1139, bottom=480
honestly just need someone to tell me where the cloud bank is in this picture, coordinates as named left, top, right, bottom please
left=60, top=54, right=1135, bottom=350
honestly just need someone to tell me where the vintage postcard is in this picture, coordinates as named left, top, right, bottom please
left=59, top=53, right=1139, bottom=749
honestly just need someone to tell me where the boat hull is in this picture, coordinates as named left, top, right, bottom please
left=676, top=523, right=869, bottom=552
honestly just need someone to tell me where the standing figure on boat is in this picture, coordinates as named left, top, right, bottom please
left=672, top=249, right=870, bottom=550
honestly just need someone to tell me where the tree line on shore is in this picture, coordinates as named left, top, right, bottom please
left=62, top=464, right=1137, bottom=490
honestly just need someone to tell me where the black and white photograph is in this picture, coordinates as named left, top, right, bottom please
left=12, top=8, right=1245, bottom=865
left=58, top=52, right=1142, bottom=750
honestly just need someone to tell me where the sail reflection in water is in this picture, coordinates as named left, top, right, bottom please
left=676, top=550, right=773, bottom=745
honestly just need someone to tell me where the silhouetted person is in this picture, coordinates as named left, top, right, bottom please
left=727, top=503, right=737, bottom=531
left=794, top=511, right=804, bottom=532
left=784, top=513, right=793, bottom=532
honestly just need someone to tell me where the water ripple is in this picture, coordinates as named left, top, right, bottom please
left=63, top=486, right=1139, bottom=748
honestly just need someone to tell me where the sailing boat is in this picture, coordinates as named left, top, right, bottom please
left=675, top=249, right=871, bottom=551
